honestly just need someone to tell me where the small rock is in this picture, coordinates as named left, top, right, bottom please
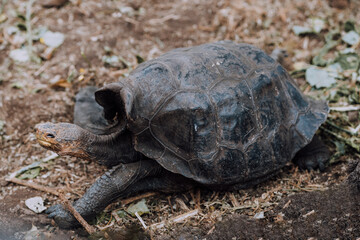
left=25, top=197, right=47, bottom=213
left=253, top=211, right=265, bottom=219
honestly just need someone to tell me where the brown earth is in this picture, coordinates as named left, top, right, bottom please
left=0, top=0, right=359, bottom=239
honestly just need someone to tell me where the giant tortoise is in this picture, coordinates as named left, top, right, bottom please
left=35, top=41, right=329, bottom=228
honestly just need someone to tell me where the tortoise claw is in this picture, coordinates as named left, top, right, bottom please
left=45, top=204, right=79, bottom=229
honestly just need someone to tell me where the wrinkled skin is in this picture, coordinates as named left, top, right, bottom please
left=35, top=42, right=330, bottom=229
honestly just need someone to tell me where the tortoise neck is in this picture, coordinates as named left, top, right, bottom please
left=86, top=129, right=138, bottom=166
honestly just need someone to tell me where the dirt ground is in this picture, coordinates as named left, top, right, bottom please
left=0, top=0, right=359, bottom=239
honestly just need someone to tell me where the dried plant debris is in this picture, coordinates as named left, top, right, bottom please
left=291, top=20, right=360, bottom=160
left=1, top=0, right=360, bottom=239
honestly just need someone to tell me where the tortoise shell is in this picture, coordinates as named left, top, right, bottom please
left=95, top=41, right=328, bottom=186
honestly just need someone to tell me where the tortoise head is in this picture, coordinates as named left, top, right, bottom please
left=35, top=122, right=91, bottom=159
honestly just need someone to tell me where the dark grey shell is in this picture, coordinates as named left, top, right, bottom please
left=96, top=41, right=328, bottom=186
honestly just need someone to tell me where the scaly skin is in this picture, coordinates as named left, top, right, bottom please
left=35, top=122, right=193, bottom=229
left=45, top=160, right=165, bottom=229
left=35, top=122, right=91, bottom=159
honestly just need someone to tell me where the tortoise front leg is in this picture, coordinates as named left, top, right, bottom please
left=46, top=159, right=162, bottom=229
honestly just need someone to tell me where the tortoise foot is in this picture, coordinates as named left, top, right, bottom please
left=46, top=204, right=79, bottom=229
left=293, top=135, right=330, bottom=171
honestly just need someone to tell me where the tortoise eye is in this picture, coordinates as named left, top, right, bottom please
left=46, top=133, right=55, bottom=138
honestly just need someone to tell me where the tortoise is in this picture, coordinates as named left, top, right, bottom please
left=35, top=41, right=329, bottom=229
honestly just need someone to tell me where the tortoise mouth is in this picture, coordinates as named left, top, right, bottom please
left=36, top=136, right=62, bottom=152
left=35, top=123, right=64, bottom=152
left=37, top=139, right=52, bottom=148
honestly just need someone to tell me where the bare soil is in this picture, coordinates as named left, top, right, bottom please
left=0, top=0, right=359, bottom=239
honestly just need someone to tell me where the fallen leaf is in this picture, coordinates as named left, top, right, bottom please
left=306, top=66, right=336, bottom=88
left=292, top=26, right=313, bottom=35
left=9, top=49, right=30, bottom=62
left=126, top=199, right=150, bottom=216
left=310, top=18, right=325, bottom=33
left=115, top=210, right=128, bottom=218
left=50, top=78, right=71, bottom=88
left=18, top=167, right=41, bottom=180
left=11, top=82, right=24, bottom=89
left=0, top=120, right=5, bottom=134
left=0, top=13, right=7, bottom=23
left=342, top=31, right=360, bottom=46
left=344, top=20, right=356, bottom=32
left=335, top=53, right=360, bottom=70
left=292, top=18, right=325, bottom=35
left=136, top=55, right=145, bottom=64
left=312, top=30, right=340, bottom=66
left=102, top=55, right=119, bottom=67
left=41, top=31, right=65, bottom=48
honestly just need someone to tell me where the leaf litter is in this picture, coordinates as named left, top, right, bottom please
left=1, top=0, right=359, bottom=239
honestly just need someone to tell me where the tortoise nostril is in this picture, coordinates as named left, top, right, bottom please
left=46, top=133, right=55, bottom=138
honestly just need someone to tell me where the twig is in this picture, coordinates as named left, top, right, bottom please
left=195, top=189, right=201, bottom=209
left=321, top=126, right=360, bottom=152
left=121, top=192, right=156, bottom=205
left=150, top=209, right=199, bottom=229
left=175, top=198, right=190, bottom=211
left=111, top=210, right=123, bottom=224
left=330, top=105, right=360, bottom=112
left=7, top=177, right=97, bottom=234
left=325, top=120, right=358, bottom=136
left=135, top=212, right=147, bottom=230
left=231, top=202, right=275, bottom=211
left=58, top=191, right=96, bottom=235
left=0, top=0, right=7, bottom=15
left=6, top=177, right=60, bottom=196
left=228, top=192, right=240, bottom=207
left=34, top=61, right=52, bottom=77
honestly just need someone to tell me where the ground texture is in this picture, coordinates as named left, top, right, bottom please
left=0, top=0, right=359, bottom=239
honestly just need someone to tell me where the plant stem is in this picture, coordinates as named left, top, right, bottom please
left=26, top=0, right=35, bottom=58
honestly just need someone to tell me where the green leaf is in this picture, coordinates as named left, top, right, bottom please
left=335, top=53, right=360, bottom=70
left=344, top=20, right=356, bottom=32
left=136, top=55, right=145, bottom=64
left=16, top=23, right=26, bottom=31
left=16, top=13, right=26, bottom=21
left=0, top=120, right=5, bottom=132
left=334, top=141, right=346, bottom=155
left=312, top=30, right=340, bottom=66
left=115, top=210, right=127, bottom=218
left=17, top=167, right=41, bottom=180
